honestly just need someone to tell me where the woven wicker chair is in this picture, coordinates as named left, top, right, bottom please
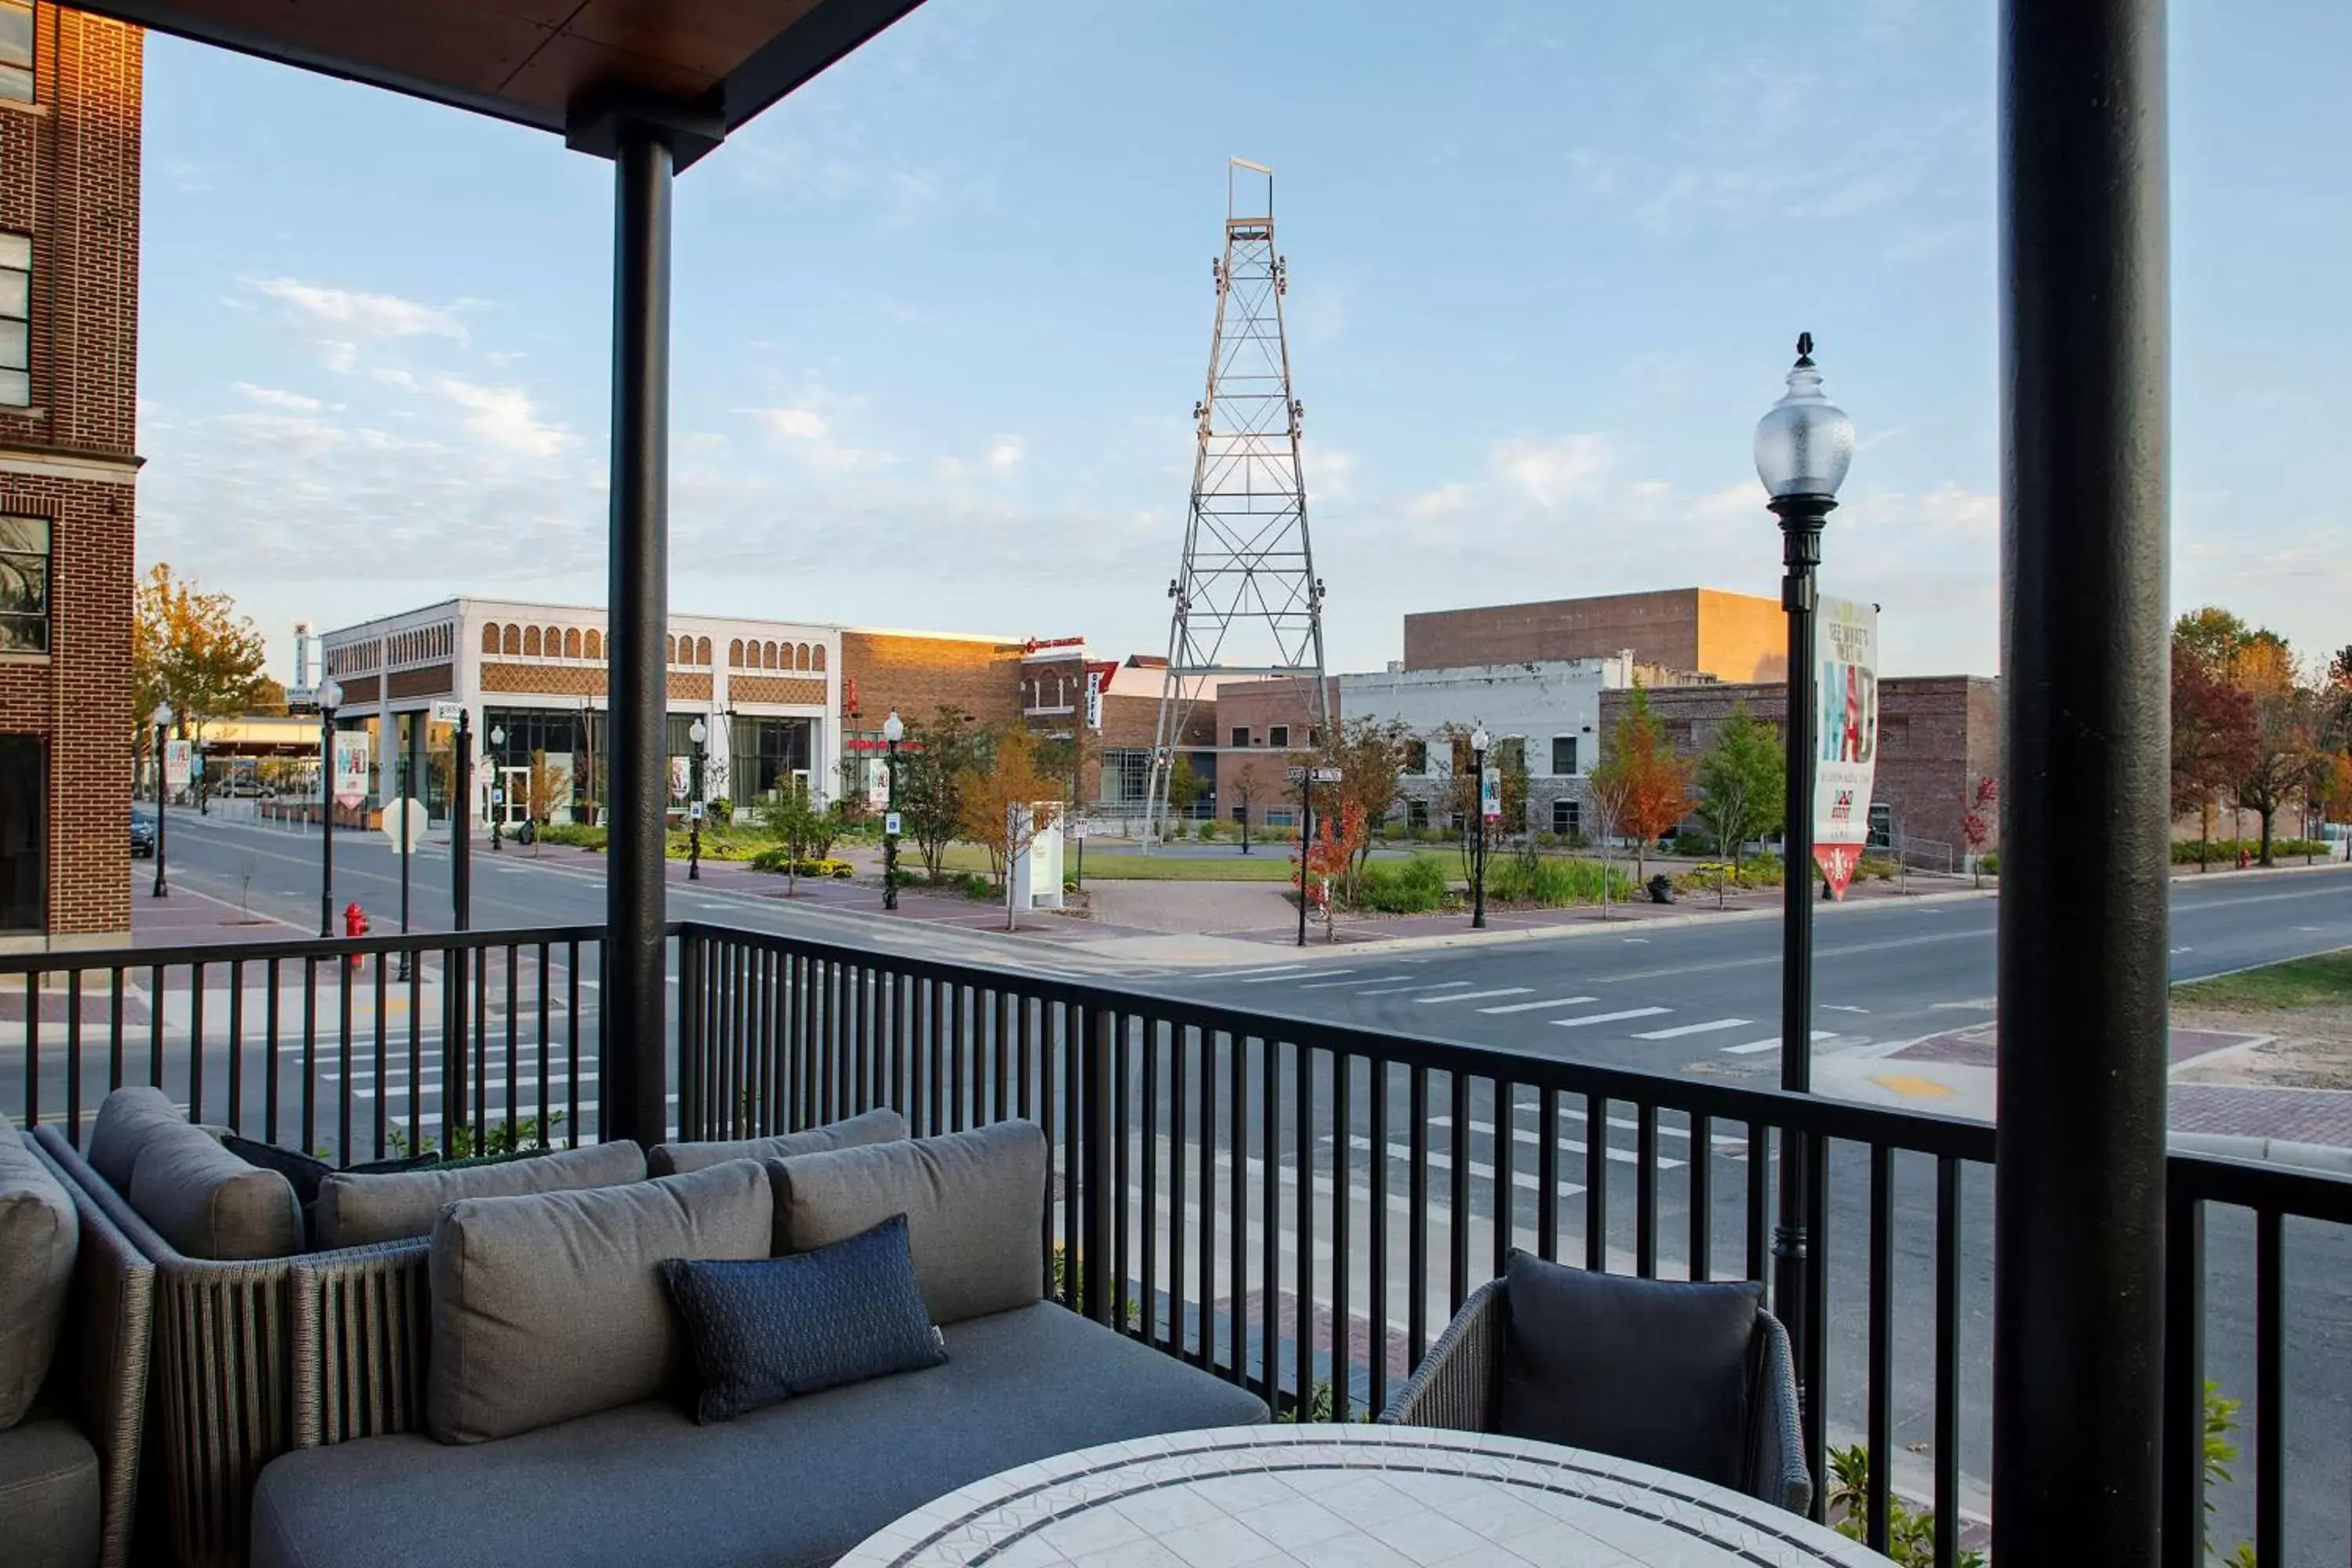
left=1377, top=1276, right=1813, bottom=1515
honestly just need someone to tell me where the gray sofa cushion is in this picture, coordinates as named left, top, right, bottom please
left=125, top=1119, right=303, bottom=1262
left=0, top=1121, right=77, bottom=1429
left=315, top=1140, right=645, bottom=1250
left=428, top=1159, right=772, bottom=1445
left=84, top=1086, right=183, bottom=1194
left=0, top=1416, right=101, bottom=1568
left=768, top=1120, right=1045, bottom=1326
left=649, top=1107, right=906, bottom=1178
left=252, top=1302, right=1268, bottom=1568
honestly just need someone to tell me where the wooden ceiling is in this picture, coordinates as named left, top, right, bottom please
left=74, top=0, right=927, bottom=164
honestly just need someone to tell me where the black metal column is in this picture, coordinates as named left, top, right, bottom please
left=451, top=711, right=472, bottom=931
left=1994, top=0, right=2169, bottom=1559
left=604, top=122, right=674, bottom=1152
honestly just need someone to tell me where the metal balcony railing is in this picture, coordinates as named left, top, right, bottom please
left=4, top=921, right=2347, bottom=1563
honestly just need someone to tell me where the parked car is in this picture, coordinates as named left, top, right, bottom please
left=130, top=810, right=156, bottom=858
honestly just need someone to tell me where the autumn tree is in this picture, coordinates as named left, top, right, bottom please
left=762, top=783, right=828, bottom=897
left=956, top=726, right=1061, bottom=929
left=2322, top=754, right=2352, bottom=861
left=1226, top=764, right=1264, bottom=854
left=133, top=562, right=270, bottom=745
left=1295, top=800, right=1365, bottom=938
left=1593, top=689, right=1693, bottom=883
left=2237, top=685, right=2317, bottom=866
left=1328, top=717, right=1414, bottom=889
left=1693, top=702, right=1783, bottom=888
left=1584, top=769, right=1632, bottom=920
left=896, top=706, right=984, bottom=879
left=1961, top=775, right=1998, bottom=887
left=1165, top=753, right=1201, bottom=818
left=2169, top=640, right=2258, bottom=867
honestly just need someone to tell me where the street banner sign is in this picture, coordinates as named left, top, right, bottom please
left=1311, top=767, right=1343, bottom=783
left=1083, top=669, right=1103, bottom=732
left=332, top=732, right=372, bottom=809
left=688, top=802, right=706, bottom=822
left=1479, top=766, right=1502, bottom=822
left=190, top=753, right=205, bottom=779
left=430, top=700, right=465, bottom=724
left=1812, top=596, right=1881, bottom=898
left=381, top=797, right=427, bottom=851
left=1285, top=766, right=1307, bottom=783
left=884, top=811, right=902, bottom=837
left=669, top=756, right=691, bottom=800
left=1070, top=818, right=1087, bottom=840
left=164, top=740, right=192, bottom=788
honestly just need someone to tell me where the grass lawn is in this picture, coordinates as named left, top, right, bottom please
left=931, top=844, right=1463, bottom=883
left=2173, top=949, right=2352, bottom=1010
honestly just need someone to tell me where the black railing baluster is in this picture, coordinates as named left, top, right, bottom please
left=225, top=961, right=243, bottom=1137
left=1330, top=1048, right=1351, bottom=1422
left=1936, top=1158, right=1963, bottom=1568
left=2255, top=1207, right=2282, bottom=1566
left=371, top=953, right=388, bottom=1160
left=502, top=940, right=518, bottom=1143
left=408, top=949, right=424, bottom=1156
left=535, top=942, right=550, bottom=1144
left=1142, top=1020, right=1159, bottom=1349
left=108, top=967, right=126, bottom=1107
left=1258, top=1033, right=1277, bottom=1399
left=262, top=959, right=278, bottom=1145
left=1168, top=1025, right=1189, bottom=1360
left=1369, top=1057, right=1388, bottom=1417
left=337, top=951, right=354, bottom=1163
left=22, top=972, right=36, bottom=1129
left=1228, top=1029, right=1247, bottom=1388
left=1748, top=1122, right=1769, bottom=1282
left=1449, top=1073, right=1470, bottom=1316
left=1584, top=1094, right=1607, bottom=1272
left=949, top=982, right=967, bottom=1134
left=1115, top=1012, right=1132, bottom=1327
left=1688, top=1112, right=1712, bottom=1282
left=1080, top=1005, right=1114, bottom=1327
left=65, top=971, right=82, bottom=1142
left=1407, top=1064, right=1428, bottom=1363
left=566, top=942, right=581, bottom=1149
left=931, top=979, right=949, bottom=1138
left=1804, top=1133, right=1829, bottom=1515
left=301, top=957, right=318, bottom=1156
left=1197, top=1027, right=1218, bottom=1373
left=1293, top=1040, right=1313, bottom=1415
left=1867, top=1144, right=1893, bottom=1553
left=1537, top=1087, right=1559, bottom=1263
left=189, top=962, right=206, bottom=1126
left=471, top=945, right=488, bottom=1146
left=1636, top=1101, right=1657, bottom=1279
left=149, top=962, right=165, bottom=1091
left=1493, top=1080, right=1515, bottom=1279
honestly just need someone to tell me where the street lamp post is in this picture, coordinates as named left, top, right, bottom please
left=1754, top=332, right=1855, bottom=1478
left=318, top=678, right=343, bottom=938
left=688, top=718, right=707, bottom=880
left=452, top=709, right=473, bottom=932
left=151, top=702, right=173, bottom=898
left=488, top=726, right=506, bottom=852
left=1470, top=728, right=1490, bottom=929
left=882, top=710, right=904, bottom=910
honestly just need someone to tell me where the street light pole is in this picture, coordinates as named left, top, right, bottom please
left=452, top=709, right=473, bottom=931
left=151, top=703, right=173, bottom=898
left=688, top=718, right=707, bottom=880
left=1471, top=728, right=1490, bottom=930
left=318, top=677, right=344, bottom=938
left=488, top=726, right=505, bottom=853
left=1754, top=332, right=1854, bottom=1486
left=882, top=710, right=904, bottom=910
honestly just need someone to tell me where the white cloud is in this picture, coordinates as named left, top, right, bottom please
left=756, top=407, right=829, bottom=441
left=432, top=378, right=572, bottom=459
left=1405, top=484, right=1472, bottom=521
left=235, top=383, right=322, bottom=412
left=249, top=278, right=470, bottom=345
left=985, top=436, right=1024, bottom=470
left=1493, top=433, right=1613, bottom=509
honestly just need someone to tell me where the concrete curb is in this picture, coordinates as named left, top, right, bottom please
left=2169, top=1131, right=2352, bottom=1178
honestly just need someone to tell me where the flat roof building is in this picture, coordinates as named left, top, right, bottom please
left=1403, top=587, right=1786, bottom=684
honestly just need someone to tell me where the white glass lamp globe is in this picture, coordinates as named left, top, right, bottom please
left=1754, top=334, right=1856, bottom=500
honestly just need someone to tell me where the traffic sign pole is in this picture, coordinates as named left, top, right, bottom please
left=1297, top=777, right=1314, bottom=948
left=448, top=708, right=472, bottom=932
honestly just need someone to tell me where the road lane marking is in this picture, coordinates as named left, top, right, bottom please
left=1822, top=1004, right=1869, bottom=1013
left=1871, top=1073, right=1956, bottom=1098
left=1199, top=965, right=1307, bottom=979
left=1632, top=1017, right=1751, bottom=1040
left=1346, top=1132, right=1675, bottom=1175
left=1477, top=996, right=1597, bottom=1014
left=1417, top=988, right=1533, bottom=1005
left=1298, top=974, right=1417, bottom=990
left=1930, top=1000, right=1994, bottom=1010
left=1550, top=1007, right=1671, bottom=1029
left=1239, top=968, right=1345, bottom=983
left=1353, top=981, right=1474, bottom=996
left=1721, top=1032, right=1837, bottom=1055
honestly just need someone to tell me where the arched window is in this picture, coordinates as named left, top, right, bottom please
left=502, top=624, right=521, bottom=655
left=729, top=639, right=744, bottom=668
left=786, top=642, right=802, bottom=671
left=696, top=636, right=713, bottom=666
left=665, top=635, right=677, bottom=666
left=812, top=644, right=826, bottom=672
left=585, top=629, right=601, bottom=661
left=543, top=626, right=560, bottom=656
left=523, top=626, right=541, bottom=656
left=564, top=628, right=582, bottom=659
left=762, top=641, right=778, bottom=670
left=481, top=625, right=498, bottom=655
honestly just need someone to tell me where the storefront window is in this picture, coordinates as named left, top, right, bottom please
left=729, top=717, right=815, bottom=804
left=0, top=735, right=43, bottom=931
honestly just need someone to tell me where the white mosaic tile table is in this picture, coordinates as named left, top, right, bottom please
left=838, top=1424, right=1885, bottom=1568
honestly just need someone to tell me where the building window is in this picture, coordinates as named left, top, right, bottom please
left=501, top=624, right=521, bottom=655
left=0, top=515, right=47, bottom=652
left=1553, top=799, right=1581, bottom=838
left=1265, top=808, right=1297, bottom=828
left=1229, top=726, right=1250, bottom=748
left=585, top=629, right=601, bottom=661
left=812, top=645, right=826, bottom=672
left=0, top=734, right=42, bottom=931
left=1268, top=725, right=1290, bottom=749
left=0, top=2, right=29, bottom=104
left=1405, top=739, right=1428, bottom=775
left=729, top=716, right=816, bottom=804
left=1099, top=749, right=1149, bottom=804
left=1407, top=799, right=1429, bottom=830
left=696, top=636, right=712, bottom=666
left=0, top=231, right=29, bottom=407
left=1551, top=735, right=1577, bottom=775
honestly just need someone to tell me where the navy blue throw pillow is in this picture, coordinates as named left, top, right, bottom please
left=660, top=1212, right=946, bottom=1424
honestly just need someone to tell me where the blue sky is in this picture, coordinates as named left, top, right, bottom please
left=136, top=0, right=2352, bottom=683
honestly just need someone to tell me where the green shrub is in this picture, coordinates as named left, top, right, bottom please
left=1976, top=851, right=2000, bottom=877
left=1166, top=818, right=1190, bottom=840
left=1855, top=852, right=1900, bottom=881
left=1354, top=855, right=1449, bottom=913
left=535, top=823, right=607, bottom=850
left=2172, top=837, right=2327, bottom=864
left=706, top=797, right=732, bottom=823
left=1668, top=829, right=1715, bottom=858
left=1196, top=817, right=1222, bottom=841
left=1486, top=855, right=1633, bottom=906
left=747, top=848, right=854, bottom=878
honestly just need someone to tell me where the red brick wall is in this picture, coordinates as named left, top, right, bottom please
left=1404, top=589, right=1782, bottom=683
left=840, top=631, right=1022, bottom=731
left=0, top=9, right=142, bottom=944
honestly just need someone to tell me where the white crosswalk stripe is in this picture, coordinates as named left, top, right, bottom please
left=1238, top=968, right=1344, bottom=983
left=1416, top=988, right=1531, bottom=1005
left=1197, top=964, right=1307, bottom=979
left=1476, top=995, right=1597, bottom=1014
left=1550, top=1007, right=1671, bottom=1029
left=1297, top=974, right=1417, bottom=990
left=1352, top=981, right=1474, bottom=996
left=1632, top=1017, right=1751, bottom=1040
left=1721, top=1030, right=1838, bottom=1055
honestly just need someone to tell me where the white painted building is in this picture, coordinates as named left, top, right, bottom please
left=318, top=598, right=840, bottom=828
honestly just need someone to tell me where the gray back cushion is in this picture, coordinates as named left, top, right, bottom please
left=1493, top=1250, right=1762, bottom=1489
left=0, top=1119, right=78, bottom=1429
left=315, top=1141, right=646, bottom=1250
left=125, top=1119, right=304, bottom=1261
left=768, top=1119, right=1046, bottom=1327
left=85, top=1085, right=184, bottom=1193
left=650, top=1107, right=907, bottom=1178
left=427, top=1158, right=773, bottom=1445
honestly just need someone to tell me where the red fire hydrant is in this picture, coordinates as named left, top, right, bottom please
left=344, top=901, right=369, bottom=971
left=2238, top=846, right=2250, bottom=871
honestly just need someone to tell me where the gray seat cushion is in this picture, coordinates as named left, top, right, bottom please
left=768, top=1120, right=1045, bottom=1326
left=125, top=1117, right=304, bottom=1262
left=429, top=1159, right=772, bottom=1444
left=314, top=1139, right=646, bottom=1250
left=0, top=1120, right=77, bottom=1429
left=252, top=1303, right=1268, bottom=1568
left=83, top=1086, right=184, bottom=1194
left=650, top=1107, right=906, bottom=1177
left=0, top=1415, right=101, bottom=1568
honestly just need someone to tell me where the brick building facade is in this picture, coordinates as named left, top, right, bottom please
left=0, top=3, right=140, bottom=947
left=1403, top=587, right=1785, bottom=684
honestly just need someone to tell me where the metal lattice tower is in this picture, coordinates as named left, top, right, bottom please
left=1146, top=160, right=1329, bottom=843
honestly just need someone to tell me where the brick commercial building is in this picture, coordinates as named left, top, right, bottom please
left=0, top=3, right=140, bottom=949
left=1403, top=587, right=1786, bottom=684
left=1599, top=675, right=2000, bottom=862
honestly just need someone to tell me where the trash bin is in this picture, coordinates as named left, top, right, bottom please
left=517, top=818, right=537, bottom=847
left=1646, top=874, right=1675, bottom=905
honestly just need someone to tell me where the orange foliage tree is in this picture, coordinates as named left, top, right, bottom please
left=955, top=726, right=1061, bottom=929
left=1593, top=688, right=1693, bottom=882
left=1294, top=798, right=1366, bottom=938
